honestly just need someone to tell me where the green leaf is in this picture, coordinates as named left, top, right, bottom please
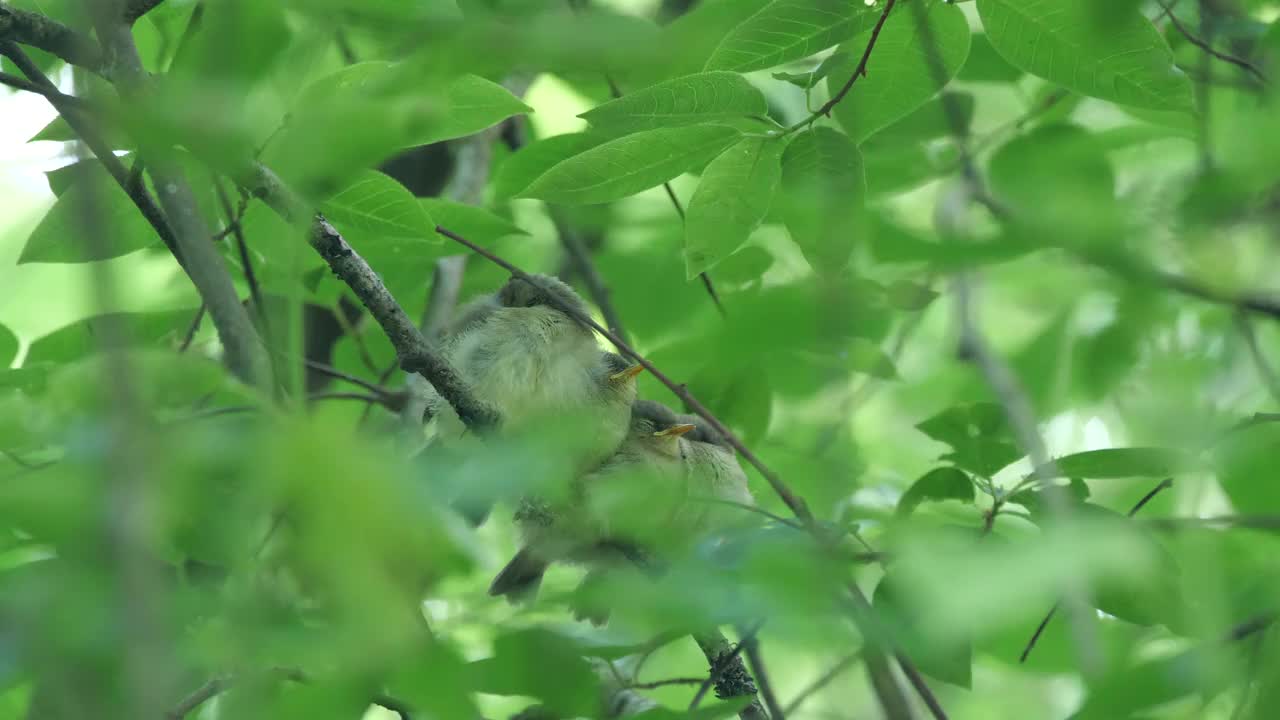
left=830, top=0, right=972, bottom=145
left=1215, top=423, right=1280, bottom=513
left=520, top=125, right=742, bottom=205
left=976, top=0, right=1194, bottom=111
left=875, top=572, right=973, bottom=688
left=873, top=92, right=976, bottom=145
left=420, top=199, right=527, bottom=244
left=846, top=337, right=898, bottom=379
left=415, top=74, right=533, bottom=147
left=779, top=127, right=866, bottom=271
left=916, top=403, right=1023, bottom=478
left=20, top=165, right=158, bottom=264
left=1047, top=448, right=1200, bottom=479
left=898, top=467, right=976, bottom=517
left=25, top=310, right=197, bottom=365
left=320, top=170, right=436, bottom=239
left=988, top=124, right=1121, bottom=249
left=705, top=0, right=875, bottom=73
left=579, top=71, right=768, bottom=132
left=467, top=628, right=600, bottom=717
left=493, top=132, right=610, bottom=200
left=684, top=136, right=785, bottom=279
left=0, top=323, right=17, bottom=368
left=688, top=363, right=773, bottom=445
left=958, top=32, right=1023, bottom=83
left=1009, top=477, right=1090, bottom=517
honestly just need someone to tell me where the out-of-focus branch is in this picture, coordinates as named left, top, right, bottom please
left=0, top=4, right=104, bottom=73
left=1153, top=0, right=1266, bottom=84
left=125, top=0, right=167, bottom=26
left=87, top=5, right=272, bottom=387
left=165, top=668, right=413, bottom=720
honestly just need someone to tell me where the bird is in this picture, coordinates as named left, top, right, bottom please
left=672, top=411, right=756, bottom=537
left=488, top=399, right=696, bottom=604
left=423, top=274, right=642, bottom=524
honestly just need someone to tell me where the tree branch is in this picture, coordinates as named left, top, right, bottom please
left=165, top=669, right=413, bottom=720
left=86, top=6, right=271, bottom=387
left=787, top=0, right=898, bottom=133
left=689, top=627, right=769, bottom=720
left=740, top=633, right=786, bottom=720
left=550, top=206, right=630, bottom=343
left=1153, top=0, right=1266, bottom=84
left=782, top=650, right=862, bottom=716
left=237, top=163, right=499, bottom=432
left=0, top=43, right=181, bottom=263
left=125, top=0, right=166, bottom=26
left=0, top=4, right=104, bottom=73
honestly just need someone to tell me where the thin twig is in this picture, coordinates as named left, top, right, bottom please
left=890, top=651, right=944, bottom=720
left=1128, top=478, right=1174, bottom=517
left=83, top=13, right=272, bottom=387
left=0, top=69, right=87, bottom=105
left=1020, top=478, right=1174, bottom=663
left=550, top=206, right=629, bottom=343
left=178, top=305, right=206, bottom=352
left=660, top=182, right=727, bottom=317
left=628, top=677, right=705, bottom=690
left=214, top=177, right=264, bottom=322
left=0, top=44, right=183, bottom=266
left=1236, top=312, right=1280, bottom=403
left=787, top=0, right=898, bottom=133
left=1153, top=0, right=1266, bottom=84
left=303, top=360, right=394, bottom=397
left=782, top=650, right=862, bottom=716
left=740, top=633, right=786, bottom=720
left=165, top=676, right=227, bottom=720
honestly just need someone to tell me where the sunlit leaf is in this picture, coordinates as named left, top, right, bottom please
left=897, top=467, right=975, bottom=517
left=684, top=135, right=785, bottom=279
left=520, top=125, right=742, bottom=205
left=19, top=165, right=158, bottom=264
left=320, top=170, right=436, bottom=239
left=705, top=0, right=875, bottom=73
left=779, top=127, right=866, bottom=270
left=976, top=0, right=1194, bottom=111
left=579, top=71, right=768, bottom=132
left=830, top=0, right=971, bottom=144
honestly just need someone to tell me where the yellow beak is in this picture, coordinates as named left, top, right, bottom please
left=610, top=364, right=644, bottom=383
left=655, top=423, right=695, bottom=438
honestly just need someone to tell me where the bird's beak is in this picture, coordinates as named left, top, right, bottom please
left=655, top=423, right=695, bottom=438
left=610, top=364, right=644, bottom=383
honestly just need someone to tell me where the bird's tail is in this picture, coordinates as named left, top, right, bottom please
left=489, top=548, right=548, bottom=602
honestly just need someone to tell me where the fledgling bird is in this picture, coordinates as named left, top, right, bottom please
left=488, top=400, right=696, bottom=602
left=424, top=274, right=642, bottom=523
left=673, top=412, right=756, bottom=535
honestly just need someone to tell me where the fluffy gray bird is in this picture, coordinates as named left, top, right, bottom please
left=488, top=400, right=695, bottom=602
left=673, top=412, right=755, bottom=535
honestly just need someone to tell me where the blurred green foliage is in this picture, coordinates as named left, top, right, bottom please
left=1, top=0, right=1280, bottom=719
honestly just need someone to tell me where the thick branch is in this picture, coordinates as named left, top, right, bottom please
left=238, top=164, right=499, bottom=432
left=689, top=629, right=769, bottom=720
left=0, top=4, right=104, bottom=73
